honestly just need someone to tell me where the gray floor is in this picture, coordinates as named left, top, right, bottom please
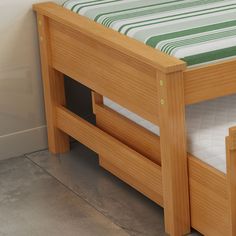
left=0, top=142, right=201, bottom=236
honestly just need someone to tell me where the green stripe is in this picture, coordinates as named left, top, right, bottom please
left=163, top=27, right=236, bottom=54
left=146, top=20, right=236, bottom=48
left=62, top=0, right=70, bottom=7
left=117, top=0, right=221, bottom=33
left=122, top=3, right=236, bottom=35
left=76, top=0, right=120, bottom=13
left=71, top=0, right=103, bottom=11
left=73, top=0, right=120, bottom=12
left=94, top=0, right=182, bottom=24
left=182, top=46, right=236, bottom=66
left=63, top=0, right=236, bottom=67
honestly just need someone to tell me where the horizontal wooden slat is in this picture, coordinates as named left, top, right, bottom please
left=188, top=155, right=229, bottom=236
left=56, top=106, right=163, bottom=205
left=50, top=19, right=159, bottom=124
left=184, top=59, right=236, bottom=104
left=100, top=156, right=163, bottom=205
left=95, top=103, right=161, bottom=165
left=33, top=2, right=186, bottom=73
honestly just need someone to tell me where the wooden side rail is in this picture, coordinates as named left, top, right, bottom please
left=56, top=106, right=163, bottom=205
left=189, top=155, right=229, bottom=236
left=226, top=127, right=236, bottom=236
left=95, top=102, right=161, bottom=165
left=184, top=59, right=236, bottom=105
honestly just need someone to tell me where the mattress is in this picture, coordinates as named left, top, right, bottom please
left=63, top=0, right=236, bottom=67
left=104, top=94, right=236, bottom=173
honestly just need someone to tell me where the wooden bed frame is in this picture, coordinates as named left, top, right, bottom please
left=33, top=3, right=236, bottom=236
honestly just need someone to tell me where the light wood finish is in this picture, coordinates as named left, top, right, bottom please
left=229, top=127, right=236, bottom=150
left=157, top=71, right=190, bottom=236
left=36, top=13, right=69, bottom=154
left=33, top=3, right=236, bottom=236
left=49, top=19, right=159, bottom=125
left=94, top=102, right=161, bottom=164
left=91, top=88, right=162, bottom=209
left=226, top=127, right=236, bottom=236
left=93, top=97, right=231, bottom=235
left=184, top=59, right=236, bottom=104
left=34, top=3, right=236, bottom=109
left=33, top=3, right=186, bottom=74
left=99, top=155, right=163, bottom=205
left=188, top=155, right=229, bottom=236
left=91, top=92, right=103, bottom=114
left=94, top=99, right=233, bottom=236
left=56, top=106, right=163, bottom=205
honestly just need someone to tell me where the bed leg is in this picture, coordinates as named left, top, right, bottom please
left=157, top=71, right=190, bottom=236
left=226, top=127, right=236, bottom=236
left=36, top=14, right=70, bottom=154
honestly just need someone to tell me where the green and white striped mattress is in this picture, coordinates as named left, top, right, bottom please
left=62, top=0, right=236, bottom=67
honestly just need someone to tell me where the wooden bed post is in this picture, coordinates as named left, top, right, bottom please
left=36, top=14, right=70, bottom=154
left=226, top=127, right=236, bottom=236
left=157, top=71, right=190, bottom=236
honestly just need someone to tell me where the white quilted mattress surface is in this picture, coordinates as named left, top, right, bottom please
left=104, top=94, right=236, bottom=173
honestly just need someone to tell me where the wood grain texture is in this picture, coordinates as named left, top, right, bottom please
left=226, top=128, right=236, bottom=236
left=188, top=155, right=230, bottom=236
left=56, top=106, right=163, bottom=205
left=33, top=4, right=236, bottom=236
left=33, top=2, right=186, bottom=74
left=95, top=102, right=161, bottom=165
left=229, top=127, right=236, bottom=150
left=36, top=14, right=69, bottom=154
left=92, top=92, right=103, bottom=114
left=100, top=156, right=163, bottom=205
left=157, top=71, right=190, bottom=236
left=49, top=19, right=160, bottom=124
left=184, top=59, right=236, bottom=104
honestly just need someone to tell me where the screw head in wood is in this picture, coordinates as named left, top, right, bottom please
left=160, top=99, right=165, bottom=105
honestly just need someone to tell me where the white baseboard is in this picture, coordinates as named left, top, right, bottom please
left=0, top=126, right=48, bottom=161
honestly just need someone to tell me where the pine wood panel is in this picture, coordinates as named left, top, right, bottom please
left=95, top=103, right=161, bottom=165
left=188, top=155, right=229, bottom=236
left=157, top=71, right=190, bottom=236
left=36, top=14, right=69, bottom=154
left=33, top=2, right=186, bottom=73
left=49, top=19, right=160, bottom=125
left=56, top=106, right=163, bottom=205
left=184, top=59, right=236, bottom=104
left=100, top=156, right=163, bottom=205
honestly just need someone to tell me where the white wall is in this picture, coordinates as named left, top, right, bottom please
left=0, top=0, right=64, bottom=160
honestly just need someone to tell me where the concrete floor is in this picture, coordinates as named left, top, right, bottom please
left=0, top=142, right=201, bottom=236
